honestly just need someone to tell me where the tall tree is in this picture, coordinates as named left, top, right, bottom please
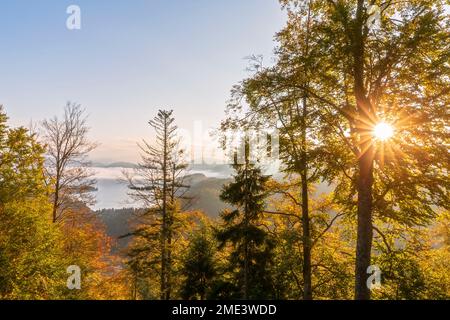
left=42, top=102, right=97, bottom=223
left=277, top=0, right=449, bottom=299
left=125, top=109, right=190, bottom=300
left=0, top=106, right=67, bottom=299
left=216, top=140, right=275, bottom=299
left=223, top=1, right=326, bottom=297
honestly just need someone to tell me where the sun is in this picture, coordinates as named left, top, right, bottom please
left=373, top=122, right=394, bottom=141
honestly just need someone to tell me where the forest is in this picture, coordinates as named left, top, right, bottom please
left=0, top=0, right=449, bottom=300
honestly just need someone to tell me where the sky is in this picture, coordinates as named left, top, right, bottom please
left=0, top=0, right=286, bottom=163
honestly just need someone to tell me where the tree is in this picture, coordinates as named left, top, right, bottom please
left=221, top=0, right=343, bottom=299
left=0, top=106, right=67, bottom=299
left=367, top=211, right=450, bottom=300
left=42, top=102, right=97, bottom=223
left=125, top=109, right=190, bottom=300
left=0, top=199, right=68, bottom=299
left=291, top=0, right=448, bottom=299
left=59, top=206, right=129, bottom=300
left=266, top=179, right=353, bottom=299
left=0, top=106, right=47, bottom=204
left=180, top=225, right=218, bottom=300
left=216, top=140, right=275, bottom=299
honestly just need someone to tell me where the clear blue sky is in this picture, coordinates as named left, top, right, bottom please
left=1, top=0, right=285, bottom=162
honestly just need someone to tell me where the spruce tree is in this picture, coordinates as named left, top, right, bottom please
left=180, top=227, right=217, bottom=300
left=216, top=139, right=275, bottom=299
left=126, top=109, right=189, bottom=300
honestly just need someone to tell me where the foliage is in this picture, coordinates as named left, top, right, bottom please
left=215, top=144, right=276, bottom=299
left=180, top=223, right=218, bottom=300
left=0, top=106, right=66, bottom=299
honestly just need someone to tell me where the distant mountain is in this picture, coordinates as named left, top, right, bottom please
left=187, top=163, right=233, bottom=177
left=91, top=161, right=137, bottom=168
left=183, top=173, right=232, bottom=218
left=96, top=208, right=139, bottom=253
left=90, top=161, right=233, bottom=175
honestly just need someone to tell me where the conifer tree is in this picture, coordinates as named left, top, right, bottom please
left=126, top=109, right=189, bottom=300
left=216, top=139, right=275, bottom=299
left=180, top=226, right=217, bottom=300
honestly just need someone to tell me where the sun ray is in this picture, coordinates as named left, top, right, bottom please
left=357, top=139, right=375, bottom=160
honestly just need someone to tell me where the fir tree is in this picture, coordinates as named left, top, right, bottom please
left=216, top=139, right=275, bottom=299
left=180, top=227, right=217, bottom=300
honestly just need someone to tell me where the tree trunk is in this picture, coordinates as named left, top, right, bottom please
left=297, top=1, right=313, bottom=300
left=301, top=95, right=312, bottom=300
left=244, top=234, right=249, bottom=299
left=166, top=163, right=177, bottom=300
left=52, top=174, right=60, bottom=223
left=301, top=170, right=312, bottom=300
left=243, top=161, right=249, bottom=300
left=352, top=0, right=375, bottom=300
left=166, top=211, right=172, bottom=300
left=160, top=117, right=168, bottom=300
left=355, top=147, right=374, bottom=300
